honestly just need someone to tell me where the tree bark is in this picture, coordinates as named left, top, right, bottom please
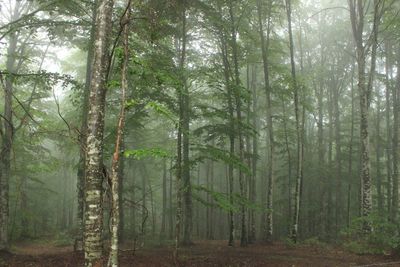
left=160, top=158, right=167, bottom=240
left=228, top=2, right=247, bottom=247
left=249, top=64, right=258, bottom=243
left=384, top=41, right=393, bottom=217
left=285, top=0, right=303, bottom=243
left=348, top=0, right=381, bottom=231
left=257, top=0, right=274, bottom=243
left=219, top=28, right=235, bottom=247
left=392, top=46, right=400, bottom=222
left=75, top=0, right=98, bottom=252
left=0, top=0, right=21, bottom=250
left=83, top=0, right=114, bottom=265
left=107, top=1, right=130, bottom=265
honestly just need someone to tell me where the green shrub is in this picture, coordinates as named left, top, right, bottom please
left=341, top=213, right=399, bottom=254
left=283, top=237, right=296, bottom=248
left=302, top=237, right=328, bottom=249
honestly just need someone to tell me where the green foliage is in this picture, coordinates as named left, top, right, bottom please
left=146, top=101, right=176, bottom=123
left=124, top=148, right=169, bottom=160
left=193, top=144, right=251, bottom=175
left=283, top=237, right=296, bottom=248
left=302, top=237, right=328, bottom=249
left=193, top=185, right=239, bottom=212
left=53, top=232, right=74, bottom=247
left=193, top=185, right=261, bottom=213
left=341, top=214, right=399, bottom=254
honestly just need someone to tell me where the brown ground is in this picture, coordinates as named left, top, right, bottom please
left=1, top=240, right=398, bottom=267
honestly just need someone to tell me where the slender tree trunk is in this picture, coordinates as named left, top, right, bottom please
left=327, top=84, right=334, bottom=239
left=62, top=167, right=68, bottom=230
left=141, top=166, right=147, bottom=237
left=385, top=41, right=393, bottom=217
left=118, top=141, right=125, bottom=243
left=20, top=177, right=29, bottom=239
left=169, top=160, right=174, bottom=239
left=257, top=0, right=274, bottom=243
left=315, top=70, right=325, bottom=237
left=160, top=158, right=167, bottom=240
left=149, top=183, right=156, bottom=236
left=249, top=64, right=258, bottom=243
left=209, top=152, right=214, bottom=239
left=228, top=2, right=247, bottom=247
left=0, top=1, right=21, bottom=250
left=107, top=1, right=130, bottom=265
left=376, top=88, right=383, bottom=214
left=219, top=29, right=235, bottom=247
left=285, top=0, right=302, bottom=243
left=333, top=74, right=342, bottom=235
left=392, top=46, right=400, bottom=222
left=206, top=161, right=210, bottom=239
left=83, top=0, right=114, bottom=265
left=282, top=99, right=292, bottom=235
left=347, top=67, right=355, bottom=228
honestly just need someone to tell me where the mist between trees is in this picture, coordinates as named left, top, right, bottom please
left=0, top=0, right=399, bottom=266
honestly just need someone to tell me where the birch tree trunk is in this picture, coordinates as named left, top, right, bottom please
left=285, top=0, right=303, bottom=243
left=348, top=0, right=381, bottom=231
left=76, top=0, right=97, bottom=252
left=257, top=0, right=274, bottom=243
left=83, top=0, right=114, bottom=265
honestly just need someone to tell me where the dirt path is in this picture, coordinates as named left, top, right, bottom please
left=1, top=240, right=397, bottom=267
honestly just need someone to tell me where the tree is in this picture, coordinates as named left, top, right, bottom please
left=83, top=0, right=114, bottom=265
left=256, top=0, right=275, bottom=243
left=107, top=0, right=131, bottom=266
left=75, top=0, right=98, bottom=252
left=0, top=0, right=23, bottom=250
left=285, top=0, right=303, bottom=243
left=348, top=0, right=382, bottom=231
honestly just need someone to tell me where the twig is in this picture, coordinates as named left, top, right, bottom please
left=52, top=85, right=71, bottom=132
left=11, top=91, right=39, bottom=125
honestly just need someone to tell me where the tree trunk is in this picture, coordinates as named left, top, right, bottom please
left=228, top=2, right=247, bottom=247
left=349, top=0, right=381, bottom=231
left=333, top=71, right=342, bottom=235
left=392, top=46, right=400, bottom=222
left=285, top=0, right=302, bottom=243
left=83, top=0, right=114, bottom=265
left=169, top=160, right=174, bottom=239
left=376, top=87, right=383, bottom=214
left=107, top=1, right=130, bottom=265
left=257, top=0, right=274, bottom=243
left=160, top=158, right=167, bottom=241
left=0, top=1, right=21, bottom=250
left=75, top=0, right=98, bottom=252
left=249, top=64, right=258, bottom=243
left=347, top=67, right=355, bottom=228
left=384, top=41, right=393, bottom=217
left=219, top=27, right=235, bottom=247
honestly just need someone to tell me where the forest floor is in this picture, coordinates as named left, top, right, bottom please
left=1, top=240, right=399, bottom=267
